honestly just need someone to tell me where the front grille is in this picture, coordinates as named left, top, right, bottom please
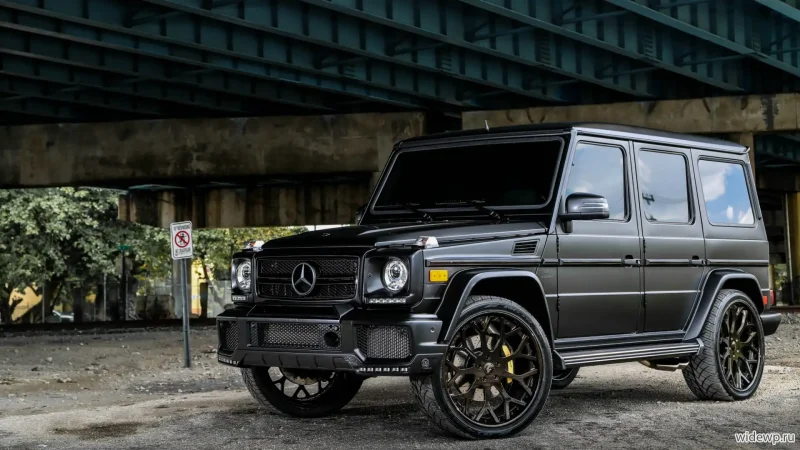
left=218, top=321, right=238, bottom=354
left=250, top=322, right=341, bottom=350
left=356, top=326, right=412, bottom=360
left=256, top=257, right=358, bottom=300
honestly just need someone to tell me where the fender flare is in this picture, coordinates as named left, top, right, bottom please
left=435, top=269, right=552, bottom=344
left=684, top=269, right=762, bottom=341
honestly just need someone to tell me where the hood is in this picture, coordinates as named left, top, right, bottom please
left=259, top=221, right=547, bottom=249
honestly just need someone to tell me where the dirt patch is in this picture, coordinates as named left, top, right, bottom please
left=53, top=421, right=143, bottom=440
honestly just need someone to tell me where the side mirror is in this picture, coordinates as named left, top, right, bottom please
left=355, top=204, right=367, bottom=224
left=560, top=193, right=610, bottom=222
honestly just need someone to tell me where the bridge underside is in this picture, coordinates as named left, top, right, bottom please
left=6, top=0, right=800, bottom=124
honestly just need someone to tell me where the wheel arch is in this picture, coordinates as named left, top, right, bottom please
left=684, top=269, right=763, bottom=341
left=435, top=269, right=553, bottom=345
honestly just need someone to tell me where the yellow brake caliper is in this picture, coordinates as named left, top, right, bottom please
left=502, top=345, right=514, bottom=383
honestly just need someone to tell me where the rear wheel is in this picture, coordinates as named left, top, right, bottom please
left=682, top=289, right=765, bottom=401
left=410, top=296, right=552, bottom=439
left=242, top=367, right=363, bottom=417
left=551, top=368, right=579, bottom=390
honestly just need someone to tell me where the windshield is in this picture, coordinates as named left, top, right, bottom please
left=370, top=138, right=564, bottom=220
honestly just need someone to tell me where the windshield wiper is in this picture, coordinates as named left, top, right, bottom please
left=434, top=200, right=505, bottom=223
left=403, top=203, right=433, bottom=222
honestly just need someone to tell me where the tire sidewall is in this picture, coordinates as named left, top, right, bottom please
left=712, top=292, right=765, bottom=400
left=431, top=299, right=553, bottom=437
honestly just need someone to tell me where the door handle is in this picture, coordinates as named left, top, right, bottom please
left=690, top=256, right=705, bottom=266
left=623, top=255, right=641, bottom=266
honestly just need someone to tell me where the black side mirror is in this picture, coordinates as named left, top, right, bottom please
left=355, top=204, right=366, bottom=224
left=560, top=193, right=610, bottom=222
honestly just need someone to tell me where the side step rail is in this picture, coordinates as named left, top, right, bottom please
left=559, top=339, right=703, bottom=368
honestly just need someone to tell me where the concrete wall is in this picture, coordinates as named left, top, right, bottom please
left=119, top=182, right=373, bottom=228
left=463, top=93, right=800, bottom=133
left=1, top=112, right=425, bottom=227
left=0, top=112, right=426, bottom=188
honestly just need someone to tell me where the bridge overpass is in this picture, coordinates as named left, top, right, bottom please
left=3, top=0, right=800, bottom=301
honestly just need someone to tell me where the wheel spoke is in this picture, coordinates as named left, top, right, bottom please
left=488, top=405, right=501, bottom=424
left=735, top=308, right=748, bottom=336
left=498, top=380, right=527, bottom=406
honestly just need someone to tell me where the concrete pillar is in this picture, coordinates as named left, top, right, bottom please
left=787, top=194, right=800, bottom=305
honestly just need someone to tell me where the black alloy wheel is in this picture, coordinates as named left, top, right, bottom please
left=410, top=296, right=552, bottom=439
left=718, top=302, right=762, bottom=392
left=683, top=289, right=765, bottom=401
left=443, top=314, right=543, bottom=427
left=242, top=367, right=363, bottom=417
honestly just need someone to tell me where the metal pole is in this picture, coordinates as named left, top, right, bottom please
left=121, top=249, right=127, bottom=321
left=182, top=258, right=191, bottom=368
left=103, top=273, right=107, bottom=322
left=41, top=283, right=45, bottom=324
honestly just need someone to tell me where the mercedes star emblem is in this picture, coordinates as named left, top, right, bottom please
left=291, top=263, right=317, bottom=296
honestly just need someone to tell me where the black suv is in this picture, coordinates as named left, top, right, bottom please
left=218, top=123, right=782, bottom=439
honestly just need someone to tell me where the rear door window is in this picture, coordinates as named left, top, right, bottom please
left=636, top=150, right=691, bottom=223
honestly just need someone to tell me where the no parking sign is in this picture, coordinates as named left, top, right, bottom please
left=170, top=221, right=193, bottom=260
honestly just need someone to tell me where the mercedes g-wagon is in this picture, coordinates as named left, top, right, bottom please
left=217, top=123, right=781, bottom=439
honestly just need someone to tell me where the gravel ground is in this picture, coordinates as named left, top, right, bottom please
left=0, top=320, right=798, bottom=450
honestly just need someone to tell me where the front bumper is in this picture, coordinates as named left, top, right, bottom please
left=216, top=306, right=447, bottom=376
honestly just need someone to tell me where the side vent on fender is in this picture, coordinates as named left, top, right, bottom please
left=512, top=240, right=538, bottom=255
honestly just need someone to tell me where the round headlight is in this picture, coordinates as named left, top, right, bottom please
left=236, top=261, right=252, bottom=291
left=382, top=258, right=409, bottom=293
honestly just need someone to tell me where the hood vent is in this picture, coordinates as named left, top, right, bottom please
left=512, top=240, right=538, bottom=255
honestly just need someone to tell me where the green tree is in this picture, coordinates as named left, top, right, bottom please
left=0, top=187, right=308, bottom=323
left=0, top=188, right=120, bottom=323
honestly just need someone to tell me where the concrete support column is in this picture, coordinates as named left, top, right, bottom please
left=787, top=194, right=800, bottom=305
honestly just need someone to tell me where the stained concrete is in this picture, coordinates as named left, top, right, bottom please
left=0, top=112, right=426, bottom=188
left=119, top=182, right=373, bottom=228
left=463, top=94, right=800, bottom=133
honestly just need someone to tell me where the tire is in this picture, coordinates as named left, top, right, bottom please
left=410, top=295, right=552, bottom=439
left=242, top=367, right=363, bottom=418
left=551, top=367, right=579, bottom=390
left=682, top=289, right=765, bottom=401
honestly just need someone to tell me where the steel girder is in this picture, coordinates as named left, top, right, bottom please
left=0, top=1, right=455, bottom=113
left=130, top=0, right=586, bottom=102
left=606, top=0, right=800, bottom=82
left=0, top=30, right=351, bottom=115
left=755, top=133, right=800, bottom=164
left=456, top=0, right=745, bottom=92
left=0, top=0, right=538, bottom=111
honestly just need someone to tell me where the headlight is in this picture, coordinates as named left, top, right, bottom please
left=235, top=260, right=252, bottom=291
left=382, top=258, right=408, bottom=293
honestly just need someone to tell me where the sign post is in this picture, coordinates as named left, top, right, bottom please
left=170, top=221, right=194, bottom=368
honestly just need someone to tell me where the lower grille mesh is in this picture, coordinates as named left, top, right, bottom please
left=250, top=322, right=341, bottom=351
left=356, top=326, right=412, bottom=360
left=218, top=321, right=238, bottom=354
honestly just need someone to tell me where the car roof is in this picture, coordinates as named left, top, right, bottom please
left=399, top=122, right=747, bottom=154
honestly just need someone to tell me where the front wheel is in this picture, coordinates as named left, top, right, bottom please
left=410, top=295, right=552, bottom=439
left=682, top=289, right=765, bottom=401
left=242, top=367, right=363, bottom=418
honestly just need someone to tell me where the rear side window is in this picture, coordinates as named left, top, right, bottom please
left=698, top=160, right=754, bottom=226
left=637, top=150, right=691, bottom=223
